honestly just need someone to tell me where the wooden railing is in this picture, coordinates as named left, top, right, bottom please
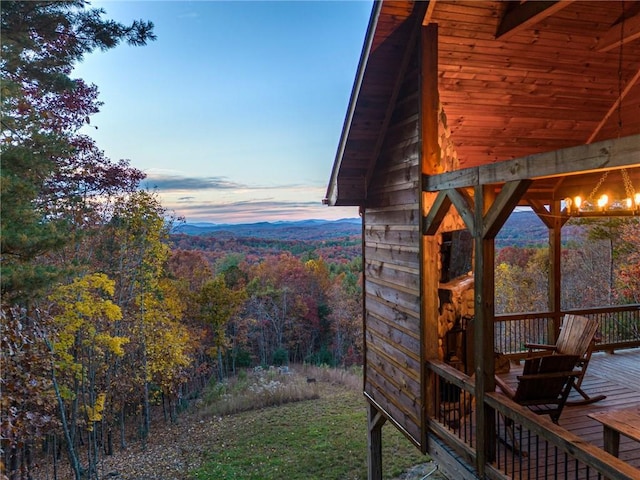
left=425, top=360, right=640, bottom=480
left=485, top=392, right=640, bottom=480
left=494, top=304, right=640, bottom=357
left=426, top=360, right=477, bottom=468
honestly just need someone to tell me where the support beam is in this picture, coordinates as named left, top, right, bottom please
left=423, top=188, right=475, bottom=236
left=528, top=198, right=571, bottom=229
left=423, top=190, right=451, bottom=236
left=495, top=1, right=573, bottom=40
left=367, top=403, right=387, bottom=480
left=447, top=188, right=476, bottom=236
left=473, top=185, right=496, bottom=476
left=587, top=69, right=640, bottom=144
left=548, top=200, right=563, bottom=338
left=596, top=11, right=640, bottom=52
left=422, top=134, right=640, bottom=192
left=420, top=22, right=440, bottom=453
left=422, top=0, right=437, bottom=26
left=483, top=180, right=532, bottom=240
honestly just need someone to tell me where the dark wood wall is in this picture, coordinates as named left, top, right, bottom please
left=362, top=43, right=423, bottom=448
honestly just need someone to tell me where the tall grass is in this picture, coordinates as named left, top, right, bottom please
left=200, top=365, right=322, bottom=417
left=301, top=363, right=363, bottom=390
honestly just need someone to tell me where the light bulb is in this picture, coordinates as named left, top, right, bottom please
left=574, top=196, right=582, bottom=209
left=564, top=197, right=573, bottom=213
left=597, top=194, right=608, bottom=210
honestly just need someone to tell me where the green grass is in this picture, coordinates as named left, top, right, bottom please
left=190, top=383, right=428, bottom=480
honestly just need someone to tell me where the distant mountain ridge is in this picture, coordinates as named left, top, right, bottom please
left=172, top=218, right=361, bottom=241
left=172, top=211, right=580, bottom=247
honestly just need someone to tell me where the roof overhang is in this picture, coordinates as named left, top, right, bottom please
left=326, top=0, right=640, bottom=207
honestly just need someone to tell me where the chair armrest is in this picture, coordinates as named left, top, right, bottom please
left=525, top=343, right=557, bottom=352
left=517, top=371, right=581, bottom=382
left=494, top=375, right=515, bottom=399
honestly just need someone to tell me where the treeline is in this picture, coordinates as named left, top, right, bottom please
left=169, top=232, right=361, bottom=265
left=495, top=217, right=640, bottom=313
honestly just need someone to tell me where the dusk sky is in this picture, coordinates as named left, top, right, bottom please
left=74, top=1, right=372, bottom=224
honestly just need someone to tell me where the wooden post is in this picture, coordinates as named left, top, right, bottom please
left=367, top=403, right=386, bottom=480
left=473, top=185, right=496, bottom=476
left=420, top=23, right=440, bottom=448
left=549, top=200, right=563, bottom=340
left=421, top=23, right=439, bottom=175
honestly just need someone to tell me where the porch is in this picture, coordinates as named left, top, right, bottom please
left=428, top=347, right=640, bottom=480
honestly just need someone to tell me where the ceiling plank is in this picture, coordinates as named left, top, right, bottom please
left=596, top=11, right=640, bottom=53
left=495, top=1, right=574, bottom=40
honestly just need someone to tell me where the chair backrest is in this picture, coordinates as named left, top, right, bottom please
left=555, top=314, right=599, bottom=357
left=513, top=354, right=579, bottom=405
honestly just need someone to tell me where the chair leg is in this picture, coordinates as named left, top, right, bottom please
left=566, top=383, right=606, bottom=406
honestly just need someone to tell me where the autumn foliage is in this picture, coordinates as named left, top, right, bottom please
left=0, top=6, right=363, bottom=477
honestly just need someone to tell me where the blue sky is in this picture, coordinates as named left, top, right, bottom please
left=74, top=0, right=372, bottom=224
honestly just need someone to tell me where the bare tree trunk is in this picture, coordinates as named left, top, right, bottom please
left=44, top=337, right=83, bottom=480
left=106, top=427, right=113, bottom=456
left=52, top=368, right=83, bottom=480
left=217, top=349, right=224, bottom=381
left=8, top=446, right=17, bottom=480
left=142, top=378, right=150, bottom=441
left=53, top=435, right=58, bottom=480
left=120, top=407, right=127, bottom=450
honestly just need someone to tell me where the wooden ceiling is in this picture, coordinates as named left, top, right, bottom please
left=327, top=0, right=640, bottom=206
left=433, top=0, right=640, bottom=167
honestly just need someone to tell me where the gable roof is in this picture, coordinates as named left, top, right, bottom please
left=326, top=1, right=640, bottom=206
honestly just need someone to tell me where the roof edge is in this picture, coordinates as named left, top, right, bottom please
left=324, top=1, right=382, bottom=207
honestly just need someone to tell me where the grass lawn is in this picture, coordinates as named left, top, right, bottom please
left=190, top=385, right=429, bottom=480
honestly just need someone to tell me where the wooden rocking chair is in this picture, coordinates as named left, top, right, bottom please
left=495, top=354, right=580, bottom=424
left=494, top=354, right=581, bottom=455
left=525, top=314, right=606, bottom=405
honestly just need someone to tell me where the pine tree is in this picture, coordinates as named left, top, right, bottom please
left=1, top=1, right=155, bottom=303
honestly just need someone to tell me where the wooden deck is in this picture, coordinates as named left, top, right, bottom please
left=496, top=348, right=640, bottom=477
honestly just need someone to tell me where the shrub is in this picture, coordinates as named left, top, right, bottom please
left=272, top=348, right=289, bottom=366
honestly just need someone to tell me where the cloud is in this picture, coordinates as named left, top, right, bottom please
left=141, top=174, right=358, bottom=223
left=163, top=198, right=357, bottom=224
left=142, top=174, right=245, bottom=191
left=141, top=173, right=314, bottom=193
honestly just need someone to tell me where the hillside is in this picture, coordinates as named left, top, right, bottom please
left=496, top=209, right=585, bottom=248
left=169, top=218, right=362, bottom=264
left=172, top=218, right=361, bottom=240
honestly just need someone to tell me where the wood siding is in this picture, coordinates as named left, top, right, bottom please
left=363, top=44, right=423, bottom=447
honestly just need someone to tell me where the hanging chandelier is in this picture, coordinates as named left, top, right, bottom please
left=563, top=169, right=640, bottom=217
left=563, top=7, right=640, bottom=218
